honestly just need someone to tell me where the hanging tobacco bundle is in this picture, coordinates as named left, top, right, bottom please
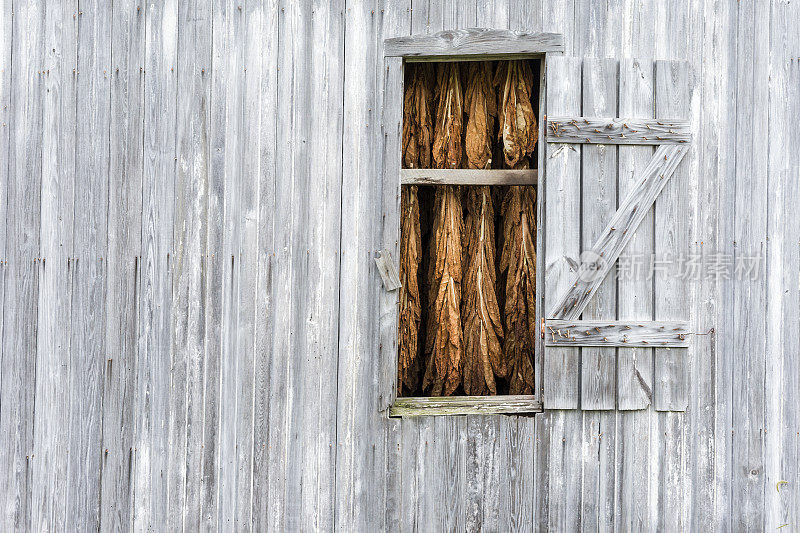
left=398, top=64, right=434, bottom=395
left=494, top=60, right=538, bottom=168
left=402, top=63, right=436, bottom=169
left=464, top=62, right=496, bottom=171
left=461, top=62, right=505, bottom=395
left=398, top=187, right=423, bottom=394
left=431, top=63, right=464, bottom=170
left=424, top=63, right=464, bottom=396
left=499, top=182, right=537, bottom=394
left=497, top=60, right=538, bottom=395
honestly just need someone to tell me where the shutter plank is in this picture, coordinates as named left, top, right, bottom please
left=543, top=56, right=582, bottom=409
left=580, top=58, right=618, bottom=410
left=617, top=59, right=655, bottom=410
left=654, top=60, right=690, bottom=411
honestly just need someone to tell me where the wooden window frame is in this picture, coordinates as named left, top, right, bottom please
left=380, top=29, right=564, bottom=417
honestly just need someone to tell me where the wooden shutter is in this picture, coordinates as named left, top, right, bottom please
left=543, top=57, right=692, bottom=411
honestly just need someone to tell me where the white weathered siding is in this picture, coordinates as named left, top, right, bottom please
left=0, top=0, right=798, bottom=530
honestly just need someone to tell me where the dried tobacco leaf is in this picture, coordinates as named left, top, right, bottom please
left=462, top=187, right=505, bottom=395
left=432, top=63, right=464, bottom=170
left=398, top=186, right=423, bottom=395
left=464, top=62, right=497, bottom=170
left=460, top=63, right=504, bottom=395
left=499, top=178, right=537, bottom=395
left=494, top=60, right=538, bottom=168
left=402, top=64, right=436, bottom=169
left=423, top=62, right=466, bottom=396
left=424, top=186, right=464, bottom=396
left=398, top=63, right=434, bottom=395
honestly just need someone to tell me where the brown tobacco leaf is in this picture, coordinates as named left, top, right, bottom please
left=500, top=176, right=537, bottom=395
left=462, top=187, right=505, bottom=395
left=402, top=64, right=436, bottom=169
left=424, top=186, right=464, bottom=396
left=432, top=63, right=464, bottom=170
left=424, top=61, right=465, bottom=396
left=464, top=62, right=497, bottom=170
left=494, top=61, right=538, bottom=168
left=398, top=186, right=423, bottom=395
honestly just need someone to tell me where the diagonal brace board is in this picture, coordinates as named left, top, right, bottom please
left=549, top=144, right=689, bottom=320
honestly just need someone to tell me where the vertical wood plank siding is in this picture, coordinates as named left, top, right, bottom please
left=172, top=1, right=212, bottom=530
left=0, top=0, right=796, bottom=531
left=31, top=0, right=77, bottom=530
left=614, top=58, right=655, bottom=532
left=99, top=1, right=144, bottom=530
left=0, top=0, right=43, bottom=528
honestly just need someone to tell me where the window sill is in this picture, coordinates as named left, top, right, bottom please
left=389, top=395, right=543, bottom=417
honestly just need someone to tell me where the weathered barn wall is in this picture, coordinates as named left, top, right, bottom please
left=0, top=0, right=797, bottom=531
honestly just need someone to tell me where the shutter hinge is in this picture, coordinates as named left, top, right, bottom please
left=541, top=317, right=545, bottom=339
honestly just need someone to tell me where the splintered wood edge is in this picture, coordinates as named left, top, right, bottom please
left=389, top=395, right=543, bottom=417
left=401, top=168, right=537, bottom=186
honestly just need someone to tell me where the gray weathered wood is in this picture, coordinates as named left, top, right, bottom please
left=727, top=0, right=767, bottom=523
left=65, top=1, right=112, bottom=530
left=135, top=0, right=177, bottom=529
left=29, top=1, right=76, bottom=531
left=543, top=56, right=582, bottom=409
left=0, top=13, right=9, bottom=492
left=617, top=58, right=655, bottom=411
left=0, top=0, right=43, bottom=528
left=374, top=251, right=401, bottom=291
left=98, top=1, right=144, bottom=530
left=214, top=0, right=250, bottom=528
left=335, top=0, right=392, bottom=529
left=684, top=0, right=728, bottom=528
left=214, top=0, right=243, bottom=526
left=764, top=8, right=800, bottom=528
left=614, top=49, right=657, bottom=533
left=379, top=53, right=404, bottom=412
left=538, top=5, right=577, bottom=531
left=232, top=2, right=259, bottom=528
left=199, top=0, right=227, bottom=529
left=545, top=320, right=691, bottom=347
left=546, top=116, right=690, bottom=145
left=401, top=168, right=537, bottom=185
left=548, top=144, right=689, bottom=321
left=390, top=395, right=543, bottom=417
left=579, top=58, right=617, bottom=411
left=765, top=39, right=800, bottom=528
left=170, top=0, right=212, bottom=530
left=653, top=60, right=691, bottom=412
left=385, top=28, right=563, bottom=57
left=282, top=2, right=343, bottom=530
left=250, top=0, right=280, bottom=529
